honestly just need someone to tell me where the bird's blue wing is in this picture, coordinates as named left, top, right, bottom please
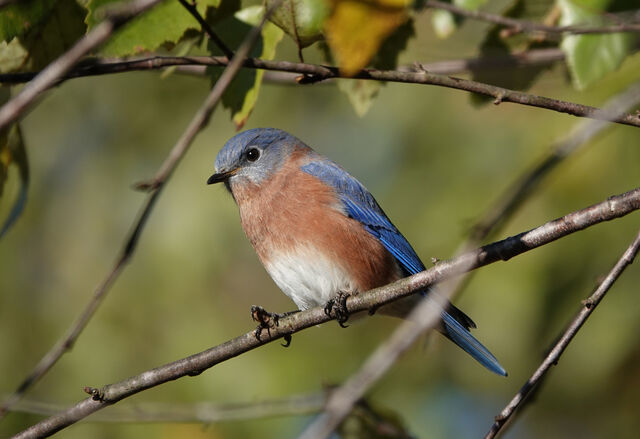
left=301, top=160, right=425, bottom=277
left=302, top=159, right=507, bottom=377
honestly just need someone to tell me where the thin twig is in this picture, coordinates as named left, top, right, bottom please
left=8, top=392, right=327, bottom=423
left=0, top=8, right=272, bottom=422
left=425, top=0, right=640, bottom=35
left=11, top=187, right=640, bottom=439
left=484, top=227, right=640, bottom=439
left=0, top=0, right=164, bottom=131
left=177, top=0, right=234, bottom=59
left=2, top=55, right=639, bottom=127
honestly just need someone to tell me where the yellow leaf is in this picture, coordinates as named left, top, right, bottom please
left=325, top=0, right=410, bottom=76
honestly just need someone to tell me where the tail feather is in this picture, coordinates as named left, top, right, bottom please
left=441, top=311, right=507, bottom=377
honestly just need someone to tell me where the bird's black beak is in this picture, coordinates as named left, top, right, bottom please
left=207, top=169, right=236, bottom=185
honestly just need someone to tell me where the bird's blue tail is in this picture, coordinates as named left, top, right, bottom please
left=441, top=311, right=507, bottom=376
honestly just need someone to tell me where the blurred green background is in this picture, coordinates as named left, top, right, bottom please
left=2, top=11, right=640, bottom=439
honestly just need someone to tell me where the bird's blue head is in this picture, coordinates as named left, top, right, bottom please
left=207, top=128, right=306, bottom=192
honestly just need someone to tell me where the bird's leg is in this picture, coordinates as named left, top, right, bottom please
left=324, top=291, right=351, bottom=328
left=250, top=305, right=298, bottom=346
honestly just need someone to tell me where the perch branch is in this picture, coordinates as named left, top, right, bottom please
left=11, top=187, right=640, bottom=439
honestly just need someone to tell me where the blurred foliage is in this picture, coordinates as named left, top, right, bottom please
left=1, top=0, right=640, bottom=438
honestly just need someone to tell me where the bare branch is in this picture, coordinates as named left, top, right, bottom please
left=2, top=54, right=639, bottom=127
left=424, top=0, right=640, bottom=35
left=0, top=0, right=164, bottom=131
left=0, top=11, right=271, bottom=422
left=485, top=227, right=640, bottom=439
left=0, top=47, right=571, bottom=83
left=177, top=0, right=234, bottom=59
left=11, top=187, right=640, bottom=439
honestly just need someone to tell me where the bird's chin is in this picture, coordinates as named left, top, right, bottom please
left=223, top=180, right=232, bottom=194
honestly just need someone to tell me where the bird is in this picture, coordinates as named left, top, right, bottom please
left=207, top=128, right=506, bottom=376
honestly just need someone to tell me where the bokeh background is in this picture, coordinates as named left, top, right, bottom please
left=2, top=10, right=640, bottom=439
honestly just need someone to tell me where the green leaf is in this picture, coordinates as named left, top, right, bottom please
left=0, top=0, right=86, bottom=70
left=265, top=0, right=329, bottom=48
left=207, top=9, right=284, bottom=129
left=86, top=0, right=221, bottom=56
left=0, top=88, right=29, bottom=239
left=559, top=0, right=636, bottom=90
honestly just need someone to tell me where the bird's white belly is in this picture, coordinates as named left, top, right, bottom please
left=264, top=245, right=357, bottom=310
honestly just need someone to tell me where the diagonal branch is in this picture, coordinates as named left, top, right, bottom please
left=0, top=10, right=272, bottom=422
left=424, top=0, right=640, bottom=35
left=11, top=187, right=640, bottom=439
left=484, top=227, right=640, bottom=439
left=0, top=0, right=164, bottom=131
left=1, top=55, right=639, bottom=128
left=177, top=0, right=234, bottom=59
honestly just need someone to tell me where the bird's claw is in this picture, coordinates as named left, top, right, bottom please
left=324, top=292, right=351, bottom=328
left=250, top=305, right=296, bottom=346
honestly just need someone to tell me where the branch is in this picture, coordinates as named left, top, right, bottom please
left=2, top=55, right=639, bottom=127
left=425, top=0, right=640, bottom=35
left=0, top=0, right=164, bottom=131
left=0, top=10, right=271, bottom=422
left=139, top=47, right=570, bottom=83
left=0, top=47, right=571, bottom=83
left=484, top=227, right=640, bottom=439
left=177, top=0, right=234, bottom=59
left=11, top=187, right=640, bottom=439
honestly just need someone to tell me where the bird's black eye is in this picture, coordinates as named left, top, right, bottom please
left=246, top=148, right=260, bottom=162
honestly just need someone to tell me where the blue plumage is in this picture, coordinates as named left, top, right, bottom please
left=302, top=159, right=507, bottom=376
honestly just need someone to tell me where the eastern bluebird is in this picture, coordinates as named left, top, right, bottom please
left=207, top=128, right=506, bottom=376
